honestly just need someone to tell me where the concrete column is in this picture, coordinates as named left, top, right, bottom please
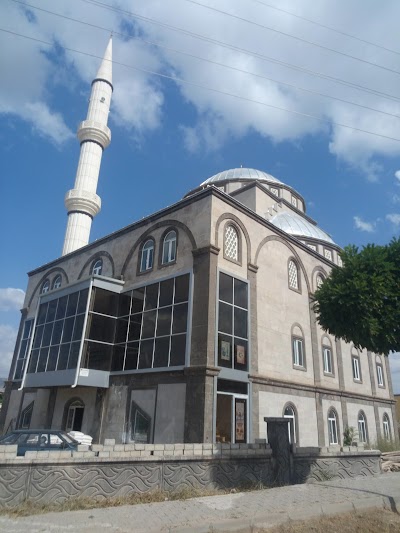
left=315, top=392, right=325, bottom=446
left=335, top=339, right=345, bottom=391
left=340, top=397, right=349, bottom=431
left=309, top=304, right=321, bottom=386
left=247, top=263, right=258, bottom=375
left=367, top=351, right=377, bottom=396
left=373, top=403, right=381, bottom=440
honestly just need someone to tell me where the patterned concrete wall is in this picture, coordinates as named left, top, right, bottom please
left=0, top=445, right=381, bottom=509
left=0, top=457, right=273, bottom=509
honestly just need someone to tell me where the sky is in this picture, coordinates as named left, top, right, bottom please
left=0, top=0, right=399, bottom=390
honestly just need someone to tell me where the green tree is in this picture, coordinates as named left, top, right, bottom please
left=313, top=238, right=400, bottom=354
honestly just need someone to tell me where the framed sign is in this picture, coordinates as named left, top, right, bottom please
left=220, top=340, right=231, bottom=361
left=236, top=344, right=246, bottom=365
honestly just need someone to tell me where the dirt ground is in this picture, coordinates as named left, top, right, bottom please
left=267, top=508, right=400, bottom=533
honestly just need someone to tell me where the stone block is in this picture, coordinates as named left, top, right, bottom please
left=183, top=449, right=194, bottom=456
left=164, top=444, right=174, bottom=451
left=92, top=444, right=104, bottom=452
left=145, top=444, right=155, bottom=451
left=153, top=450, right=164, bottom=456
left=113, top=445, right=125, bottom=451
left=104, top=439, right=115, bottom=446
left=59, top=451, right=73, bottom=458
left=124, top=444, right=136, bottom=451
left=0, top=445, right=17, bottom=453
left=202, top=450, right=212, bottom=456
left=184, top=444, right=194, bottom=450
left=230, top=444, right=240, bottom=450
left=77, top=445, right=90, bottom=452
left=174, top=444, right=184, bottom=450
left=36, top=451, right=49, bottom=458
left=4, top=452, right=18, bottom=459
left=173, top=451, right=184, bottom=457
left=202, top=443, right=213, bottom=450
left=154, top=444, right=165, bottom=451
left=98, top=451, right=110, bottom=458
left=140, top=450, right=151, bottom=457
left=103, top=445, right=114, bottom=452
left=110, top=451, right=129, bottom=458
left=130, top=451, right=141, bottom=457
left=134, top=444, right=145, bottom=451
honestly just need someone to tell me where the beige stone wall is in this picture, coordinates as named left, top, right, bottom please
left=258, top=390, right=318, bottom=446
left=346, top=402, right=377, bottom=444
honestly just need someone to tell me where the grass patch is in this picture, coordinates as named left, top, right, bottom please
left=0, top=481, right=273, bottom=517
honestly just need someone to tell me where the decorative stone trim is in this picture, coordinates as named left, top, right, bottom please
left=65, top=189, right=101, bottom=217
left=77, top=120, right=111, bottom=149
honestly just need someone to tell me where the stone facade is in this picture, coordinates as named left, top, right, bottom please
left=1, top=169, right=397, bottom=450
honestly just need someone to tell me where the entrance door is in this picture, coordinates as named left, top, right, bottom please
left=216, top=393, right=247, bottom=443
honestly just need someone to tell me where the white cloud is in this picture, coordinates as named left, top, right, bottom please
left=386, top=213, right=400, bottom=226
left=0, top=288, right=25, bottom=312
left=389, top=352, right=400, bottom=394
left=395, top=170, right=400, bottom=183
left=353, top=216, right=375, bottom=233
left=3, top=0, right=400, bottom=175
left=0, top=325, right=17, bottom=377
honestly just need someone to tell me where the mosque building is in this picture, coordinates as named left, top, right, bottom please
left=1, top=38, right=396, bottom=446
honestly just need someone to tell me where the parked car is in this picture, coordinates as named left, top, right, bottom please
left=0, top=430, right=79, bottom=456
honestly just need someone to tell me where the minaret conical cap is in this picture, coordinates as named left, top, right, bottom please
left=95, top=36, right=112, bottom=86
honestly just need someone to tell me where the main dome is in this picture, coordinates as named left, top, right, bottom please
left=201, top=167, right=283, bottom=186
left=270, top=211, right=334, bottom=244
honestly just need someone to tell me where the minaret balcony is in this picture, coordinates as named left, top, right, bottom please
left=65, top=189, right=101, bottom=217
left=77, top=120, right=111, bottom=149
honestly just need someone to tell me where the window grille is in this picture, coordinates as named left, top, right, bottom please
left=288, top=260, right=299, bottom=290
left=224, top=225, right=238, bottom=261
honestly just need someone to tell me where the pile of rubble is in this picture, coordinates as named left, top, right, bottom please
left=381, top=451, right=400, bottom=472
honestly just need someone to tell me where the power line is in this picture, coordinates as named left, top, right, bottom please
left=9, top=0, right=400, bottom=120
left=2, top=27, right=400, bottom=144
left=183, top=0, right=400, bottom=76
left=77, top=0, right=400, bottom=104
left=250, top=0, right=400, bottom=57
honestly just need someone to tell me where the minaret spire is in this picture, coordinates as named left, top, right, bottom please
left=62, top=37, right=113, bottom=256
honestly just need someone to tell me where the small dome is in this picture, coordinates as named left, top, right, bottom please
left=270, top=211, right=335, bottom=245
left=201, top=168, right=283, bottom=186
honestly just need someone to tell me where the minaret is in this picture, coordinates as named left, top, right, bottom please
left=62, top=37, right=113, bottom=256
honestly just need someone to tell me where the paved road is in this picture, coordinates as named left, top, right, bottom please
left=1, top=473, right=399, bottom=532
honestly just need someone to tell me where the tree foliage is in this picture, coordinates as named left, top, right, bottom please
left=313, top=238, right=400, bottom=354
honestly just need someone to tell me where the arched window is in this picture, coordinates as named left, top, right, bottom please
left=41, top=279, right=50, bottom=294
left=283, top=404, right=297, bottom=444
left=162, top=230, right=177, bottom=264
left=292, top=325, right=305, bottom=369
left=316, top=274, right=324, bottom=289
left=322, top=338, right=333, bottom=375
left=288, top=260, right=299, bottom=291
left=376, top=356, right=385, bottom=387
left=327, top=408, right=339, bottom=445
left=92, top=259, right=103, bottom=276
left=140, top=239, right=154, bottom=272
left=65, top=400, right=85, bottom=433
left=383, top=413, right=391, bottom=441
left=224, top=224, right=239, bottom=262
left=52, top=275, right=62, bottom=290
left=358, top=411, right=368, bottom=443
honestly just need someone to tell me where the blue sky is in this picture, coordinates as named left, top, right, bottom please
left=0, top=0, right=399, bottom=389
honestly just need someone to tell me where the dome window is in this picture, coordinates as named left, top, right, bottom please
left=52, top=275, right=62, bottom=290
left=41, top=279, right=50, bottom=294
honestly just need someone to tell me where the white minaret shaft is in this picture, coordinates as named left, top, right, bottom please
left=62, top=37, right=113, bottom=256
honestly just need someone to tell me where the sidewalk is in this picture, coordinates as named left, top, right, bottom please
left=1, top=472, right=399, bottom=532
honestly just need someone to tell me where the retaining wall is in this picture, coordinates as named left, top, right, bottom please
left=0, top=443, right=381, bottom=509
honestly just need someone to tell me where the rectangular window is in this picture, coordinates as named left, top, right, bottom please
left=376, top=363, right=384, bottom=387
left=323, top=347, right=333, bottom=374
left=292, top=338, right=304, bottom=368
left=14, top=319, right=34, bottom=380
left=27, top=289, right=89, bottom=375
left=328, top=416, right=338, bottom=445
left=352, top=356, right=361, bottom=381
left=217, top=273, right=248, bottom=371
left=113, top=273, right=190, bottom=372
